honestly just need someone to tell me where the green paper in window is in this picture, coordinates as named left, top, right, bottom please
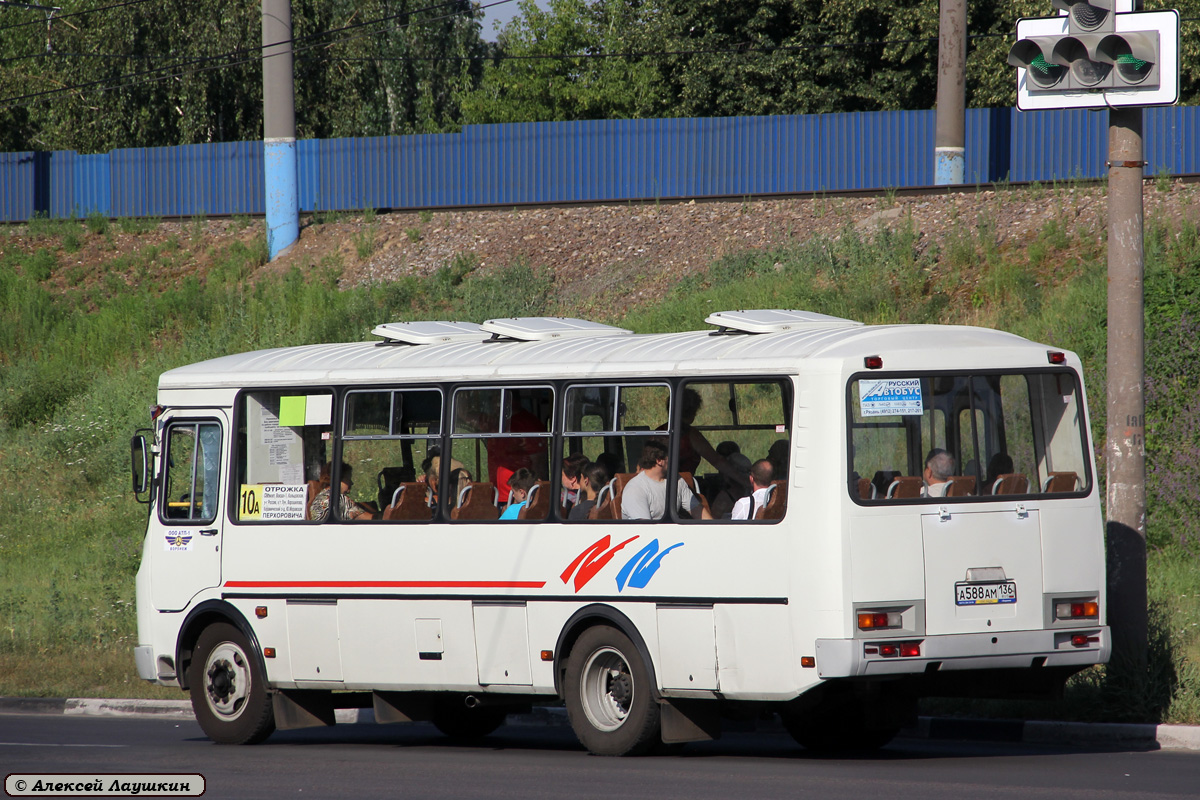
left=278, top=395, right=307, bottom=427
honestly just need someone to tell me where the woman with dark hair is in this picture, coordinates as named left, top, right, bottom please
left=309, top=462, right=374, bottom=521
left=569, top=461, right=611, bottom=520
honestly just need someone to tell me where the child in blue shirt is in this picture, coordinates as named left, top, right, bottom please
left=499, top=469, right=537, bottom=520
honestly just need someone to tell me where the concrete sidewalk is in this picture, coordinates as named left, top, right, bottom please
left=3, top=696, right=1199, bottom=751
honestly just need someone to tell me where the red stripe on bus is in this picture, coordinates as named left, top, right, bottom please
left=223, top=580, right=547, bottom=589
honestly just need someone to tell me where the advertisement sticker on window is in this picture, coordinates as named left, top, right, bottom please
left=859, top=379, right=924, bottom=417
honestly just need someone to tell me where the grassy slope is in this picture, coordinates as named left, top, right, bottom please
left=1, top=193, right=1198, bottom=722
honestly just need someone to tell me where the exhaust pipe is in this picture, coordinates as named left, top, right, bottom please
left=464, top=695, right=480, bottom=708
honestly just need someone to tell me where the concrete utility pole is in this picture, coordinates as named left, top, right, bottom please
left=263, top=0, right=298, bottom=260
left=1105, top=106, right=1148, bottom=680
left=934, top=0, right=966, bottom=185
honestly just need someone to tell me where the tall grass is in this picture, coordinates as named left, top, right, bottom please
left=0, top=199, right=1197, bottom=719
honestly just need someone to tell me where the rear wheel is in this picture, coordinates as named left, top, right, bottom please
left=780, top=692, right=902, bottom=753
left=564, top=625, right=660, bottom=756
left=188, top=622, right=275, bottom=745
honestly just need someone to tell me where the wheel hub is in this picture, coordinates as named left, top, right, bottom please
left=608, top=670, right=632, bottom=709
left=207, top=659, right=236, bottom=704
left=202, top=642, right=250, bottom=720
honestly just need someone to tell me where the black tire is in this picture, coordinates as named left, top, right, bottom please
left=431, top=697, right=508, bottom=739
left=564, top=625, right=660, bottom=756
left=188, top=622, right=275, bottom=745
left=780, top=701, right=898, bottom=753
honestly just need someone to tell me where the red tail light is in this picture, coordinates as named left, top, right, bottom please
left=1047, top=351, right=1067, bottom=364
left=879, top=644, right=899, bottom=657
left=899, top=642, right=921, bottom=658
left=857, top=611, right=902, bottom=630
left=1056, top=600, right=1100, bottom=620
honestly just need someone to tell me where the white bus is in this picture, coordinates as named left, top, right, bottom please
left=131, top=310, right=1109, bottom=755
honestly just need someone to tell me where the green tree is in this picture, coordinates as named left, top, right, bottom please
left=461, top=0, right=661, bottom=124
left=293, top=0, right=486, bottom=138
left=0, top=0, right=487, bottom=152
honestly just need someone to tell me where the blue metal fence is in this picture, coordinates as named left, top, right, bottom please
left=0, top=106, right=1195, bottom=223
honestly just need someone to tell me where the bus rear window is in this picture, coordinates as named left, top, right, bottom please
left=849, top=371, right=1090, bottom=501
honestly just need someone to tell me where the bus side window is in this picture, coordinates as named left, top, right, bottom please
left=342, top=388, right=441, bottom=523
left=450, top=385, right=553, bottom=521
left=562, top=383, right=669, bottom=521
left=676, top=380, right=791, bottom=522
left=235, top=390, right=332, bottom=523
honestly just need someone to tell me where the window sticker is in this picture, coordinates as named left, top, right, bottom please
left=278, top=395, right=307, bottom=427
left=304, top=394, right=333, bottom=426
left=859, top=378, right=924, bottom=417
left=239, top=484, right=308, bottom=521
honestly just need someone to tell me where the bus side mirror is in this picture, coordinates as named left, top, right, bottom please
left=131, top=434, right=150, bottom=502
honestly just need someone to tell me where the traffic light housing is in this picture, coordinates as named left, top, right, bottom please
left=1008, top=4, right=1179, bottom=110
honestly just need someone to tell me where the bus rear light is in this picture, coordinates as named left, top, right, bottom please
left=800, top=656, right=815, bottom=668
left=857, top=611, right=902, bottom=630
left=255, top=606, right=268, bottom=618
left=864, top=355, right=884, bottom=369
left=1056, top=601, right=1099, bottom=620
left=1047, top=351, right=1067, bottom=364
left=263, top=647, right=276, bottom=658
left=868, top=641, right=922, bottom=658
left=540, top=650, right=554, bottom=662
left=1070, top=634, right=1099, bottom=647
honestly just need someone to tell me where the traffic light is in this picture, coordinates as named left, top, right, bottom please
left=1007, top=2, right=1179, bottom=110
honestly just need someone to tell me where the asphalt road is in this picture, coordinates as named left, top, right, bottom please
left=3, top=713, right=1200, bottom=800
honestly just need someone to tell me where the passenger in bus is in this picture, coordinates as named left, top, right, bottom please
left=560, top=452, right=590, bottom=512
left=767, top=439, right=789, bottom=479
left=985, top=453, right=1014, bottom=491
left=621, top=441, right=711, bottom=521
left=569, top=461, right=611, bottom=521
left=468, top=393, right=547, bottom=503
left=663, top=388, right=722, bottom=476
left=922, top=449, right=956, bottom=498
left=731, top=459, right=775, bottom=520
left=423, top=453, right=468, bottom=509
left=309, top=462, right=375, bottom=521
left=499, top=468, right=537, bottom=520
left=711, top=452, right=752, bottom=519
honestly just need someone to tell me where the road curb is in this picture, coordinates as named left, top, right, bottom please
left=3, top=697, right=1198, bottom=750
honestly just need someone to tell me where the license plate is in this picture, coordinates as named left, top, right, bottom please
left=955, top=581, right=1017, bottom=606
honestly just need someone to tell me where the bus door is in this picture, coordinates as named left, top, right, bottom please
left=152, top=412, right=227, bottom=611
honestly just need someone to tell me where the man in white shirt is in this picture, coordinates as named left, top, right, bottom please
left=622, top=441, right=711, bottom=521
left=731, top=459, right=775, bottom=520
left=922, top=449, right=955, bottom=497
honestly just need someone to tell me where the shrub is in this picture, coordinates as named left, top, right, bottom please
left=85, top=212, right=109, bottom=235
left=0, top=370, right=85, bottom=428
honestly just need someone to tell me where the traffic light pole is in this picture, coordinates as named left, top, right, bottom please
left=1105, top=106, right=1148, bottom=681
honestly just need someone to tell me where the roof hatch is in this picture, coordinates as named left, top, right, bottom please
left=705, top=309, right=863, bottom=334
left=479, top=317, right=633, bottom=342
left=371, top=320, right=486, bottom=345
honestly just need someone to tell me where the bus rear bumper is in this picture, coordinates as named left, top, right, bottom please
left=815, top=626, right=1110, bottom=678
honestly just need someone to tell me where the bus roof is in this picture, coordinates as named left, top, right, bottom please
left=158, top=312, right=1069, bottom=391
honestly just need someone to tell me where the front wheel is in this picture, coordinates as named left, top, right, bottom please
left=564, top=625, right=659, bottom=756
left=188, top=622, right=275, bottom=745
